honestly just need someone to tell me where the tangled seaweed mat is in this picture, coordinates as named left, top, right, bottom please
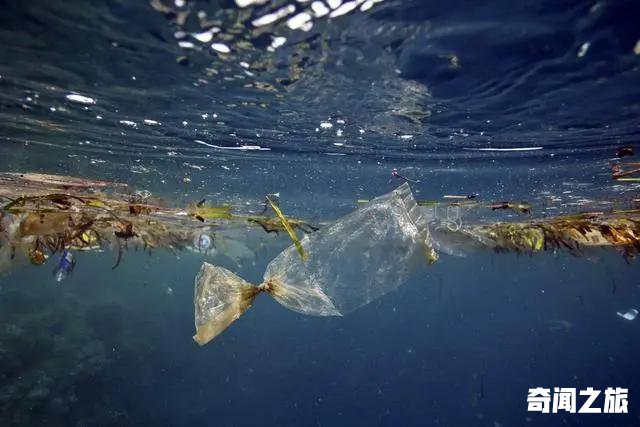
left=0, top=172, right=316, bottom=272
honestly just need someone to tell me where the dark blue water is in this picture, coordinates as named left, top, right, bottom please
left=0, top=0, right=639, bottom=425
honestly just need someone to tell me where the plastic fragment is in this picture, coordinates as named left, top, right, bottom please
left=193, top=264, right=259, bottom=345
left=195, top=233, right=213, bottom=252
left=617, top=308, right=639, bottom=321
left=53, top=249, right=75, bottom=282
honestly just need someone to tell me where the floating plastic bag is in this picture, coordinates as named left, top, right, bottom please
left=193, top=183, right=437, bottom=345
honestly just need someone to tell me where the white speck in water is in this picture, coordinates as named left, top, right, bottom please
left=268, top=36, right=287, bottom=51
left=360, top=0, right=375, bottom=12
left=311, top=2, right=330, bottom=17
left=336, top=129, right=343, bottom=137
left=577, top=42, right=590, bottom=58
left=194, top=139, right=270, bottom=151
left=65, top=94, right=96, bottom=105
left=252, top=5, right=295, bottom=27
left=235, top=0, right=268, bottom=6
left=329, top=1, right=359, bottom=18
left=183, top=162, right=204, bottom=171
left=464, top=146, right=543, bottom=152
left=617, top=308, right=638, bottom=321
left=287, top=12, right=312, bottom=30
left=178, top=41, right=195, bottom=49
left=143, top=119, right=160, bottom=125
left=211, top=43, right=231, bottom=54
left=320, top=122, right=333, bottom=129
left=119, top=120, right=137, bottom=128
left=192, top=30, right=213, bottom=43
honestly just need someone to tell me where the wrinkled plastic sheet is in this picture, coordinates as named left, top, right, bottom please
left=193, top=183, right=436, bottom=345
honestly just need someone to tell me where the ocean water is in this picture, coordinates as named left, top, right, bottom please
left=0, top=0, right=639, bottom=425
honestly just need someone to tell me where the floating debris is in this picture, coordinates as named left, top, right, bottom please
left=211, top=43, right=231, bottom=54
left=617, top=308, right=639, bottom=321
left=0, top=172, right=317, bottom=274
left=119, top=120, right=137, bottom=128
left=194, top=233, right=213, bottom=252
left=577, top=41, right=590, bottom=58
left=1, top=173, right=640, bottom=344
left=434, top=211, right=640, bottom=258
left=193, top=183, right=437, bottom=345
left=65, top=94, right=96, bottom=105
left=53, top=249, right=75, bottom=282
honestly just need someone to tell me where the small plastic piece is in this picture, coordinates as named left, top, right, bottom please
left=617, top=308, right=639, bottom=321
left=53, top=249, right=75, bottom=282
left=193, top=264, right=259, bottom=345
left=194, top=233, right=212, bottom=252
left=193, top=183, right=436, bottom=345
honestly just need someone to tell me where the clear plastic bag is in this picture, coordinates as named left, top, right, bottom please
left=193, top=183, right=437, bottom=345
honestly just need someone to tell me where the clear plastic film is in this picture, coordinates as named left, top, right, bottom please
left=263, top=182, right=436, bottom=315
left=193, top=183, right=436, bottom=345
left=193, top=264, right=259, bottom=345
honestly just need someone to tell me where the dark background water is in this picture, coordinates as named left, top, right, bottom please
left=0, top=0, right=639, bottom=426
